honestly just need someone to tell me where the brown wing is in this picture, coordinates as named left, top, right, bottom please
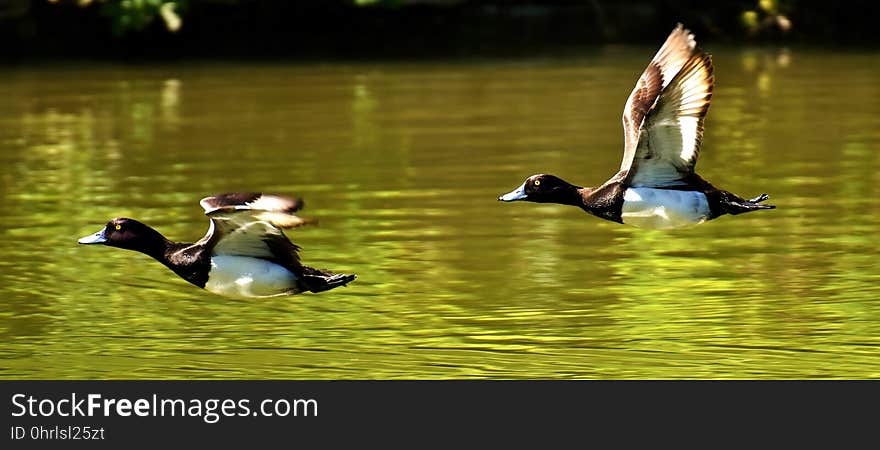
left=627, top=50, right=714, bottom=187
left=620, top=24, right=698, bottom=174
left=200, top=192, right=313, bottom=229
left=201, top=192, right=306, bottom=220
left=195, top=193, right=314, bottom=272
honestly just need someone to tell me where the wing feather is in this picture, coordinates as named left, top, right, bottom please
left=620, top=23, right=697, bottom=172
left=200, top=192, right=305, bottom=215
left=628, top=51, right=714, bottom=187
left=195, top=193, right=314, bottom=272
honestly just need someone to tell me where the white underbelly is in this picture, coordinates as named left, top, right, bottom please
left=621, top=188, right=710, bottom=230
left=205, top=256, right=299, bottom=298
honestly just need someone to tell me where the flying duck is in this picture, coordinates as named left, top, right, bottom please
left=499, top=24, right=775, bottom=229
left=78, top=193, right=356, bottom=298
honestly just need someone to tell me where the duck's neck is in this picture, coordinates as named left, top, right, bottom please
left=128, top=229, right=175, bottom=263
left=577, top=187, right=597, bottom=207
left=117, top=224, right=208, bottom=288
left=149, top=238, right=210, bottom=288
left=555, top=185, right=591, bottom=209
left=131, top=230, right=194, bottom=274
left=578, top=183, right=624, bottom=223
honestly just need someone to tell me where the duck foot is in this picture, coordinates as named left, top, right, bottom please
left=748, top=193, right=770, bottom=203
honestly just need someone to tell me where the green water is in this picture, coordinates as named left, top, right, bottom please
left=1, top=48, right=879, bottom=379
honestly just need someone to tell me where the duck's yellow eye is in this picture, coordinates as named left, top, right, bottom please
left=114, top=224, right=122, bottom=231
left=534, top=180, right=541, bottom=186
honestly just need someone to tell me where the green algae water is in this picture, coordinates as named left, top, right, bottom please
left=1, top=48, right=879, bottom=379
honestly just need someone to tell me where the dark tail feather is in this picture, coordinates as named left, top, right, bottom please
left=748, top=193, right=770, bottom=203
left=301, top=268, right=356, bottom=293
left=725, top=193, right=776, bottom=215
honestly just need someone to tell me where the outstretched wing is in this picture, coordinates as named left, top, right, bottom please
left=620, top=24, right=713, bottom=188
left=197, top=193, right=314, bottom=271
left=628, top=49, right=714, bottom=187
left=199, top=192, right=309, bottom=228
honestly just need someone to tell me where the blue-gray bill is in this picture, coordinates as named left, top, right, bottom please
left=78, top=229, right=108, bottom=244
left=498, top=182, right=527, bottom=202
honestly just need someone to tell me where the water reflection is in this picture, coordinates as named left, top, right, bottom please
left=1, top=50, right=880, bottom=379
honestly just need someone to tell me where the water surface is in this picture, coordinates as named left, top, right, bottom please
left=2, top=48, right=879, bottom=378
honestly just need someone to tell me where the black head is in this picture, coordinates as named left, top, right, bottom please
left=498, top=174, right=582, bottom=204
left=78, top=218, right=166, bottom=253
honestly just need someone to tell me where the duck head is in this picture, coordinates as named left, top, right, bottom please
left=498, top=174, right=583, bottom=205
left=78, top=218, right=168, bottom=254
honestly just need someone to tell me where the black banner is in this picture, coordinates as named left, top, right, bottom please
left=1, top=381, right=875, bottom=447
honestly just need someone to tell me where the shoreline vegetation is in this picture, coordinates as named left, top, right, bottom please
left=1, top=0, right=878, bottom=61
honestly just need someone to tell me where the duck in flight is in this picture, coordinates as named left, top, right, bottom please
left=499, top=24, right=775, bottom=229
left=78, top=193, right=356, bottom=298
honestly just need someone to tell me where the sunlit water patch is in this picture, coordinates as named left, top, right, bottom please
left=1, top=51, right=879, bottom=379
